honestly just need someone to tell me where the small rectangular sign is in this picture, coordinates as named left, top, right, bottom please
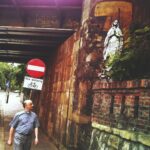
left=23, top=76, right=43, bottom=90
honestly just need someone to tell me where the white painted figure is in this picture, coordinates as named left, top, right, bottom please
left=103, top=20, right=123, bottom=60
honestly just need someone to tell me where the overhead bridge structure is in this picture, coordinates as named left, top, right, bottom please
left=0, top=0, right=82, bottom=63
left=0, top=26, right=74, bottom=63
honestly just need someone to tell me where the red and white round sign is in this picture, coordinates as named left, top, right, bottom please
left=26, top=59, right=46, bottom=78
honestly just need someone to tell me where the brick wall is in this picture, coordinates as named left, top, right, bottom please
left=32, top=32, right=81, bottom=148
left=90, top=79, right=150, bottom=149
left=92, top=79, right=150, bottom=132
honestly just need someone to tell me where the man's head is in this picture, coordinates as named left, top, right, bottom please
left=23, top=99, right=33, bottom=111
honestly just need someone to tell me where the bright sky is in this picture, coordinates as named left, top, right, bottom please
left=8, top=63, right=21, bottom=67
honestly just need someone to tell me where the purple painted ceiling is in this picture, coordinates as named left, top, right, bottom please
left=0, top=0, right=82, bottom=7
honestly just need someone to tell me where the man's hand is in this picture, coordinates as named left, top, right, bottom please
left=7, top=127, right=14, bottom=146
left=34, top=127, right=39, bottom=145
left=34, top=138, right=39, bottom=145
left=7, top=139, right=12, bottom=146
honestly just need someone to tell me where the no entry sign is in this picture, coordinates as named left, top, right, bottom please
left=26, top=58, right=46, bottom=78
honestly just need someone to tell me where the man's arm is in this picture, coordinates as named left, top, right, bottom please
left=34, top=127, right=39, bottom=145
left=7, top=127, right=15, bottom=145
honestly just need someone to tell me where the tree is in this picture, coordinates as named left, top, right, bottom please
left=0, top=62, right=26, bottom=90
left=0, top=62, right=12, bottom=90
left=15, top=64, right=26, bottom=91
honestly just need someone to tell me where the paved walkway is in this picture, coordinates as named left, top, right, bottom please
left=0, top=91, right=58, bottom=150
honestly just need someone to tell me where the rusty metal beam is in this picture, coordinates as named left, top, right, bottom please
left=0, top=31, right=72, bottom=38
left=0, top=41, right=56, bottom=47
left=0, top=49, right=49, bottom=53
left=0, top=54, right=46, bottom=58
left=0, top=45, right=54, bottom=51
left=0, top=50, right=49, bottom=56
left=0, top=26, right=74, bottom=63
left=0, top=53, right=47, bottom=58
left=0, top=55, right=48, bottom=63
left=0, top=38, right=58, bottom=46
left=0, top=26, right=74, bottom=36
left=0, top=26, right=74, bottom=48
left=0, top=26, right=74, bottom=32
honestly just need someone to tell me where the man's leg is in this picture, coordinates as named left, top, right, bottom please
left=13, top=133, right=25, bottom=150
left=14, top=142, right=23, bottom=150
left=23, top=135, right=32, bottom=150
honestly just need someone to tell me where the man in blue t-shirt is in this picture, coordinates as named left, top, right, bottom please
left=7, top=99, right=40, bottom=150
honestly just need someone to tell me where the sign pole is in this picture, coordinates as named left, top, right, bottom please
left=6, top=89, right=9, bottom=103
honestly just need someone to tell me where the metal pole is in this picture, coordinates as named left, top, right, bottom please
left=6, top=88, right=9, bottom=103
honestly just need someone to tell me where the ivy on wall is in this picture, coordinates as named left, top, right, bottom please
left=105, top=24, right=150, bottom=81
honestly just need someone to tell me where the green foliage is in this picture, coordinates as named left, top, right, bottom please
left=0, top=62, right=12, bottom=89
left=105, top=25, right=150, bottom=80
left=15, top=64, right=26, bottom=86
left=0, top=63, right=26, bottom=90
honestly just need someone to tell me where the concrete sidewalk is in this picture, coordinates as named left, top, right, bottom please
left=0, top=91, right=58, bottom=150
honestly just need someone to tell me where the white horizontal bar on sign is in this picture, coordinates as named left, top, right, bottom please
left=27, top=65, right=45, bottom=72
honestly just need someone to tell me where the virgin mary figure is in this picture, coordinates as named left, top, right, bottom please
left=103, top=20, right=123, bottom=61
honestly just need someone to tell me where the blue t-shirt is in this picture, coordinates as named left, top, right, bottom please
left=9, top=111, right=40, bottom=135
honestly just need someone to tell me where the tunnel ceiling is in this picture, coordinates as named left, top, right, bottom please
left=0, top=0, right=82, bottom=63
left=0, top=26, right=74, bottom=63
